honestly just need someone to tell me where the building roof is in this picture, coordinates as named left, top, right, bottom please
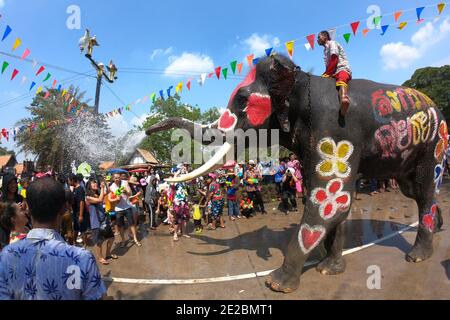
left=134, top=148, right=159, bottom=164
left=99, top=161, right=116, bottom=171
left=0, top=155, right=17, bottom=168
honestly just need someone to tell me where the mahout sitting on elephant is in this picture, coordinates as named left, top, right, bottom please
left=146, top=53, right=446, bottom=293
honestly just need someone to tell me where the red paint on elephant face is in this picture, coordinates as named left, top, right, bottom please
left=227, top=67, right=257, bottom=108
left=246, top=93, right=272, bottom=126
left=218, top=109, right=237, bottom=132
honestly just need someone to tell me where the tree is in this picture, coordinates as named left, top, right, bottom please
left=0, top=146, right=14, bottom=156
left=403, top=65, right=450, bottom=121
left=15, top=86, right=114, bottom=173
left=136, top=95, right=221, bottom=165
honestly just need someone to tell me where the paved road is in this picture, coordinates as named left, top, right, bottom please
left=96, top=182, right=450, bottom=300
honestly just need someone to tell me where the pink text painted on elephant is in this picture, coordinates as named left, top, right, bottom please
left=310, top=178, right=351, bottom=221
left=373, top=107, right=438, bottom=159
left=371, top=88, right=435, bottom=122
left=298, top=224, right=326, bottom=254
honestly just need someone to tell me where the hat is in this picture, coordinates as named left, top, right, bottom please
left=248, top=160, right=255, bottom=165
left=129, top=176, right=139, bottom=185
left=140, top=178, right=148, bottom=186
left=287, top=168, right=295, bottom=175
left=105, top=175, right=111, bottom=181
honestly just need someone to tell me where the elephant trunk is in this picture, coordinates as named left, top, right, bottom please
left=145, top=117, right=218, bottom=141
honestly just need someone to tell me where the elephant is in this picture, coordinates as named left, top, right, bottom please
left=145, top=53, right=446, bottom=293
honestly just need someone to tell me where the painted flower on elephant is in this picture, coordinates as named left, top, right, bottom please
left=422, top=203, right=438, bottom=232
left=434, top=121, right=448, bottom=162
left=298, top=223, right=326, bottom=254
left=311, top=178, right=351, bottom=220
left=316, top=138, right=354, bottom=179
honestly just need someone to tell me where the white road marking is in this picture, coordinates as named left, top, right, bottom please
left=103, top=221, right=418, bottom=285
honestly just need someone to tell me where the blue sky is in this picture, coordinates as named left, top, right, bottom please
left=0, top=0, right=449, bottom=160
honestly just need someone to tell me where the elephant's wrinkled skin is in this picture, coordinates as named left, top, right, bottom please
left=146, top=54, right=446, bottom=293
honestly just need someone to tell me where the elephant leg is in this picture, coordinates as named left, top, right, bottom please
left=266, top=178, right=353, bottom=293
left=398, top=164, right=439, bottom=263
left=316, top=221, right=347, bottom=275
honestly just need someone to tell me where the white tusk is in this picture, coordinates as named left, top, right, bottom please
left=164, top=142, right=233, bottom=183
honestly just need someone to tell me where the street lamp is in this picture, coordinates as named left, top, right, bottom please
left=79, top=29, right=118, bottom=114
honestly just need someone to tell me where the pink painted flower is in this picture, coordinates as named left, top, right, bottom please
left=422, top=204, right=438, bottom=232
left=311, top=178, right=351, bottom=220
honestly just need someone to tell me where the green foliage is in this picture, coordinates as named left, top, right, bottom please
left=15, top=86, right=113, bottom=173
left=403, top=65, right=450, bottom=121
left=0, top=146, right=14, bottom=156
left=137, top=94, right=222, bottom=164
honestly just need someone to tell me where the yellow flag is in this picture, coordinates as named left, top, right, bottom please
left=62, top=89, right=67, bottom=97
left=438, top=3, right=445, bottom=15
left=12, top=38, right=22, bottom=51
left=285, top=41, right=294, bottom=59
left=176, top=82, right=183, bottom=94
left=36, top=86, right=42, bottom=94
left=398, top=22, right=407, bottom=30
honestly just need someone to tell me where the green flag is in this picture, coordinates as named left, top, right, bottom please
left=373, top=16, right=382, bottom=26
left=222, top=68, right=228, bottom=80
left=343, top=33, right=351, bottom=44
left=2, top=61, right=9, bottom=74
left=230, top=61, right=237, bottom=74
left=43, top=73, right=51, bottom=82
left=150, top=93, right=156, bottom=102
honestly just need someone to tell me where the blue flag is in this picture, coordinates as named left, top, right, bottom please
left=159, top=90, right=164, bottom=100
left=416, top=7, right=425, bottom=21
left=252, top=58, right=260, bottom=66
left=29, top=81, right=36, bottom=91
left=57, top=85, right=62, bottom=92
left=2, top=25, right=12, bottom=41
left=381, top=25, right=389, bottom=35
left=167, top=85, right=174, bottom=97
left=265, top=48, right=273, bottom=56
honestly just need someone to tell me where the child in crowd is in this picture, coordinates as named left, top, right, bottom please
left=240, top=191, right=255, bottom=218
left=226, top=169, right=240, bottom=221
left=192, top=198, right=204, bottom=234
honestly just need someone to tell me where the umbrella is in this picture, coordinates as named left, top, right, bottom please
left=128, top=169, right=147, bottom=173
left=107, top=168, right=128, bottom=174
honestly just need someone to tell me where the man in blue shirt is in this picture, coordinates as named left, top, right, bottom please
left=0, top=177, right=106, bottom=300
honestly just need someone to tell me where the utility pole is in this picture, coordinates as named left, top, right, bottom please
left=79, top=29, right=118, bottom=114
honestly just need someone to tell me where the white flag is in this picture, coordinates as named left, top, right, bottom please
left=21, top=76, right=27, bottom=85
left=32, top=59, right=38, bottom=69
left=304, top=43, right=312, bottom=51
left=199, top=73, right=207, bottom=86
left=328, top=28, right=337, bottom=40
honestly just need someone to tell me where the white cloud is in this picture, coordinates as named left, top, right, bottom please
left=432, top=55, right=450, bottom=67
left=106, top=115, right=131, bottom=138
left=164, top=52, right=214, bottom=78
left=0, top=0, right=5, bottom=8
left=380, top=18, right=450, bottom=70
left=150, top=47, right=173, bottom=61
left=242, top=33, right=281, bottom=57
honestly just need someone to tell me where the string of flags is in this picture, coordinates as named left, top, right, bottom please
left=0, top=2, right=448, bottom=141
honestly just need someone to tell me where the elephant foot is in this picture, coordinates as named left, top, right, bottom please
left=265, top=267, right=300, bottom=293
left=316, top=256, right=346, bottom=275
left=406, top=245, right=433, bottom=263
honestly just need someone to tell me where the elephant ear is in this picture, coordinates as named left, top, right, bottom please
left=267, top=55, right=298, bottom=101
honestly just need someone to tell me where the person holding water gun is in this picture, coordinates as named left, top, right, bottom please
left=244, top=160, right=266, bottom=214
left=226, top=169, right=241, bottom=221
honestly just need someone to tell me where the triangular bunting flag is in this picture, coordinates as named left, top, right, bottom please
left=350, top=21, right=360, bottom=36
left=381, top=25, right=389, bottom=35
left=252, top=58, right=259, bottom=66
left=306, top=34, right=315, bottom=50
left=237, top=63, right=243, bottom=74
left=416, top=7, right=425, bottom=22
left=373, top=16, right=382, bottom=27
left=222, top=68, right=228, bottom=80
left=36, top=66, right=45, bottom=76
left=32, top=59, right=38, bottom=69
left=21, top=48, right=30, bottom=60
left=61, top=89, right=67, bottom=97
left=265, top=48, right=273, bottom=56
left=362, top=28, right=370, bottom=37
left=343, top=33, right=351, bottom=44
left=167, top=86, right=173, bottom=97
left=438, top=3, right=446, bottom=15
left=208, top=72, right=214, bottom=78
left=215, top=66, right=221, bottom=80
left=285, top=41, right=294, bottom=59
left=12, top=38, right=21, bottom=51
left=44, top=91, right=50, bottom=99
left=29, top=82, right=36, bottom=91
left=151, top=93, right=156, bottom=102
left=328, top=28, right=336, bottom=40
left=142, top=96, right=148, bottom=104
left=394, top=11, right=402, bottom=22
left=304, top=43, right=311, bottom=51
left=43, top=73, right=51, bottom=82
left=36, top=86, right=43, bottom=95
left=200, top=73, right=207, bottom=86
left=2, top=25, right=12, bottom=41
left=176, top=82, right=183, bottom=93
left=2, top=61, right=9, bottom=74
left=186, top=80, right=191, bottom=91
left=246, top=54, right=254, bottom=67
left=21, top=76, right=27, bottom=85
left=57, top=85, right=62, bottom=92
left=398, top=22, right=408, bottom=30
left=52, top=79, right=57, bottom=88
left=11, top=69, right=19, bottom=80
left=230, top=61, right=237, bottom=74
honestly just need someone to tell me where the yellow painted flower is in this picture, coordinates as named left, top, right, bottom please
left=316, top=138, right=354, bottom=179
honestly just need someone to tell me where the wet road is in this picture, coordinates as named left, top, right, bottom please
left=96, top=182, right=450, bottom=300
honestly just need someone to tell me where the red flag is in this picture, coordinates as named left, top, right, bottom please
left=44, top=91, right=50, bottom=99
left=36, top=66, right=45, bottom=76
left=11, top=69, right=19, bottom=80
left=351, top=21, right=360, bottom=36
left=362, top=29, right=370, bottom=37
left=246, top=54, right=254, bottom=67
left=208, top=72, right=214, bottom=78
left=21, top=48, right=30, bottom=60
left=306, top=34, right=315, bottom=50
left=394, top=11, right=402, bottom=22
left=215, top=66, right=221, bottom=80
left=186, top=80, right=191, bottom=91
left=237, top=63, right=243, bottom=74
left=52, top=79, right=57, bottom=89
